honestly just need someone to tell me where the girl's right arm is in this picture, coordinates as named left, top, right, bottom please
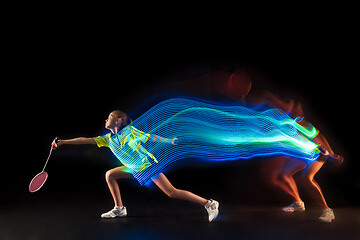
left=52, top=137, right=96, bottom=149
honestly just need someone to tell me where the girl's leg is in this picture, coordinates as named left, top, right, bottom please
left=276, top=174, right=301, bottom=202
left=275, top=159, right=306, bottom=202
left=301, top=159, right=336, bottom=222
left=151, top=173, right=208, bottom=206
left=301, top=159, right=329, bottom=209
left=105, top=166, right=132, bottom=207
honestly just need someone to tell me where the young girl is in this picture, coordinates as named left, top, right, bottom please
left=51, top=97, right=320, bottom=222
left=51, top=110, right=220, bottom=222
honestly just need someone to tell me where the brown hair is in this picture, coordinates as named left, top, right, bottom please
left=111, top=110, right=132, bottom=126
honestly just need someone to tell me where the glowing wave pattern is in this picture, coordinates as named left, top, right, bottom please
left=109, top=98, right=320, bottom=185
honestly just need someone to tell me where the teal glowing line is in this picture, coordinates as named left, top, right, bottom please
left=105, top=98, right=320, bottom=185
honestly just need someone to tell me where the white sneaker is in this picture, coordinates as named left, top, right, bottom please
left=101, top=206, right=127, bottom=218
left=205, top=199, right=219, bottom=222
left=319, top=208, right=335, bottom=223
left=282, top=201, right=305, bottom=212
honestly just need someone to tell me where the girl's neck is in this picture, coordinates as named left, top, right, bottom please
left=111, top=126, right=120, bottom=134
left=111, top=123, right=128, bottom=134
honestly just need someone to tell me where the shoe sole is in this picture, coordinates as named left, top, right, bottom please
left=101, top=214, right=127, bottom=219
left=319, top=216, right=335, bottom=223
left=282, top=209, right=305, bottom=213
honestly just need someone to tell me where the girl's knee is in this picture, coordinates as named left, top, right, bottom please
left=166, top=188, right=179, bottom=199
left=105, top=170, right=114, bottom=182
left=300, top=173, right=314, bottom=184
left=279, top=172, right=292, bottom=182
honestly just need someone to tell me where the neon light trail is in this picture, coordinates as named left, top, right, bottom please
left=102, top=98, right=320, bottom=186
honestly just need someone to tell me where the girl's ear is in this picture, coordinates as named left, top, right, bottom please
left=116, top=118, right=123, bottom=125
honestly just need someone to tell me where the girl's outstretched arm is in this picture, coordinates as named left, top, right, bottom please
left=52, top=137, right=96, bottom=149
left=148, top=135, right=178, bottom=145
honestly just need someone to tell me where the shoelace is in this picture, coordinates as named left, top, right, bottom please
left=112, top=208, right=121, bottom=215
left=284, top=203, right=301, bottom=211
left=209, top=201, right=218, bottom=210
left=291, top=202, right=303, bottom=208
left=285, top=203, right=297, bottom=210
left=321, top=209, right=333, bottom=217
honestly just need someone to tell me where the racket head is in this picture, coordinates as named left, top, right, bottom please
left=29, top=172, right=48, bottom=193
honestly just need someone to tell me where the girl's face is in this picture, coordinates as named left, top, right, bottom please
left=105, top=113, right=121, bottom=129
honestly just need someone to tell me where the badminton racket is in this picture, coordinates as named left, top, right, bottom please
left=29, top=137, right=59, bottom=193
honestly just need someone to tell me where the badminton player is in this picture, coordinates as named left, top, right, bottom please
left=51, top=110, right=219, bottom=222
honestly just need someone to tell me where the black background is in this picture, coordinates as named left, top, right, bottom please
left=3, top=19, right=359, bottom=210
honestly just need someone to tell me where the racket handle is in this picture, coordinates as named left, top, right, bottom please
left=50, top=137, right=60, bottom=150
left=44, top=137, right=59, bottom=172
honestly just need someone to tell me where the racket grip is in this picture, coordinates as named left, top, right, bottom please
left=54, top=136, right=60, bottom=143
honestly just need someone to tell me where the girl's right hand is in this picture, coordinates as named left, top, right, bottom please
left=51, top=139, right=58, bottom=149
left=51, top=138, right=61, bottom=149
